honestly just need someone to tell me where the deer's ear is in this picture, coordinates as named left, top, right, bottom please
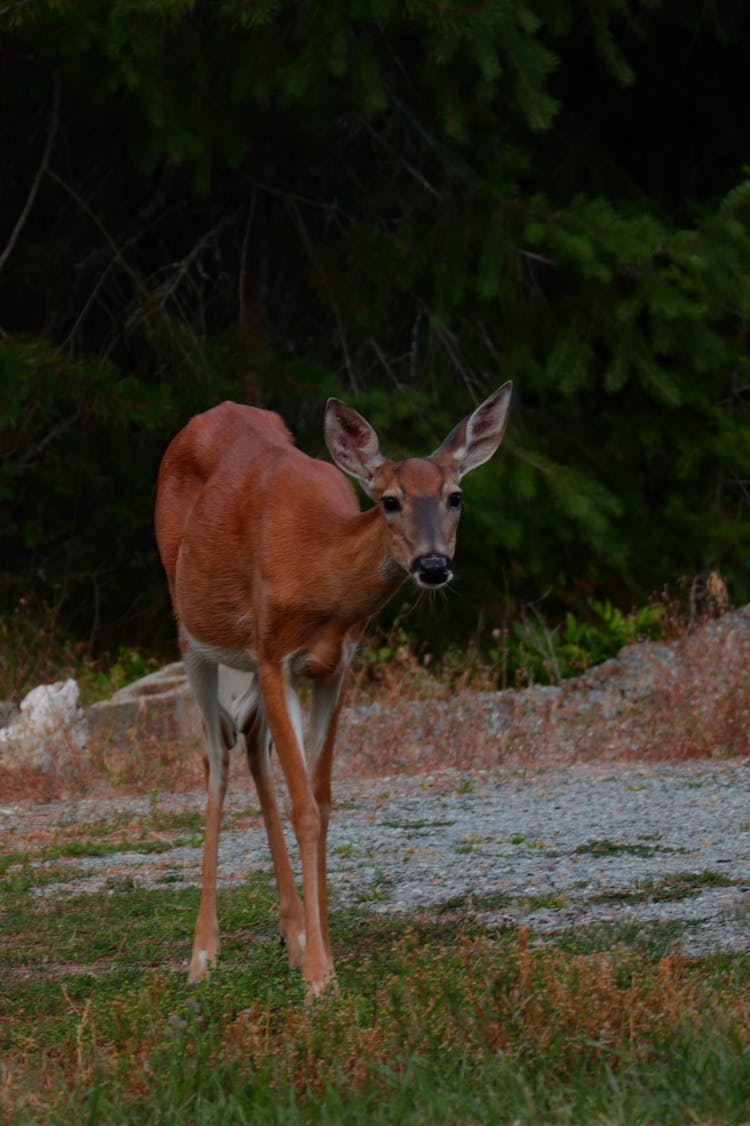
left=325, top=399, right=385, bottom=494
left=432, top=382, right=512, bottom=479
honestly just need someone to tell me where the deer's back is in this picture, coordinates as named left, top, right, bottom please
left=155, top=402, right=294, bottom=595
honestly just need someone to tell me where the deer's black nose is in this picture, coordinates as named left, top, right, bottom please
left=412, top=554, right=452, bottom=587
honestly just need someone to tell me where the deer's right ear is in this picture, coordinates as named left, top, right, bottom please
left=325, top=399, right=384, bottom=494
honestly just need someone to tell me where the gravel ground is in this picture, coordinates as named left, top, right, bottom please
left=5, top=757, right=750, bottom=959
left=4, top=608, right=750, bottom=960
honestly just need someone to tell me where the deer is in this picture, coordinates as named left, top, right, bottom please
left=154, top=382, right=512, bottom=998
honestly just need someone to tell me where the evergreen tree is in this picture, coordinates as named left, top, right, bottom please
left=0, top=0, right=748, bottom=652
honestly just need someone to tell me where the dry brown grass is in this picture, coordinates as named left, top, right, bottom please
left=3, top=606, right=750, bottom=803
left=0, top=724, right=204, bottom=802
left=338, top=604, right=750, bottom=774
left=557, top=611, right=750, bottom=763
left=5, top=926, right=745, bottom=1122
left=0, top=950, right=715, bottom=1106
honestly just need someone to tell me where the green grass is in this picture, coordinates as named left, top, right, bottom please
left=380, top=819, right=456, bottom=832
left=2, top=877, right=750, bottom=1124
left=590, top=869, right=737, bottom=905
left=574, top=839, right=663, bottom=858
left=0, top=810, right=207, bottom=881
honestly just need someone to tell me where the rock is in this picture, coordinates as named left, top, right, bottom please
left=86, top=661, right=199, bottom=744
left=85, top=661, right=253, bottom=746
left=0, top=679, right=87, bottom=771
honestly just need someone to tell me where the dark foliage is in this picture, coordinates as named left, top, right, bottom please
left=1, top=0, right=749, bottom=658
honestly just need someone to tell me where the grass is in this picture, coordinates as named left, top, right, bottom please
left=2, top=871, right=750, bottom=1124
left=1, top=808, right=209, bottom=874
left=574, top=839, right=664, bottom=858
left=590, top=870, right=737, bottom=905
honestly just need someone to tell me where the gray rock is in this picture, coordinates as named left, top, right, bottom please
left=0, top=679, right=87, bottom=770
left=85, top=660, right=253, bottom=745
left=86, top=661, right=199, bottom=743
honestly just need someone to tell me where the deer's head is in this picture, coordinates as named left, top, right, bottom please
left=325, top=383, right=512, bottom=588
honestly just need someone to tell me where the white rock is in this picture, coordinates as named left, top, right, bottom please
left=0, top=679, right=87, bottom=770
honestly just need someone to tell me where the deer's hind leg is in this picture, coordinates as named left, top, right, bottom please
left=184, top=650, right=232, bottom=982
left=258, top=663, right=333, bottom=997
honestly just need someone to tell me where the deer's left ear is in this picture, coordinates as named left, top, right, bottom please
left=432, top=382, right=512, bottom=479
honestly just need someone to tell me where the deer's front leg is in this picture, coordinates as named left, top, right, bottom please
left=259, top=663, right=334, bottom=998
left=243, top=701, right=306, bottom=968
left=309, top=674, right=346, bottom=966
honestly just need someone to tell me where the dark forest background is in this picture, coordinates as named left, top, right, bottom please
left=1, top=0, right=750, bottom=663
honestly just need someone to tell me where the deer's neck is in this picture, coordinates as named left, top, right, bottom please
left=331, top=505, right=405, bottom=626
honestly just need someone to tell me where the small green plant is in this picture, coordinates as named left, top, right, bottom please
left=574, top=839, right=662, bottom=858
left=78, top=647, right=159, bottom=705
left=496, top=598, right=666, bottom=686
left=592, top=870, right=736, bottom=905
left=558, top=599, right=665, bottom=672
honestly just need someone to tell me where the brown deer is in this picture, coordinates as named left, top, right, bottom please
left=155, top=384, right=512, bottom=997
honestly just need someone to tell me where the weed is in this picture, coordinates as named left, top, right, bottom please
left=574, top=839, right=662, bottom=858
left=489, top=597, right=667, bottom=687
left=381, top=818, right=454, bottom=833
left=454, top=835, right=490, bottom=854
left=517, top=893, right=569, bottom=913
left=562, top=610, right=750, bottom=763
left=0, top=852, right=30, bottom=877
left=591, top=870, right=737, bottom=906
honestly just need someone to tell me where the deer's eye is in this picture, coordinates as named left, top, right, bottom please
left=447, top=492, right=463, bottom=510
left=382, top=496, right=401, bottom=514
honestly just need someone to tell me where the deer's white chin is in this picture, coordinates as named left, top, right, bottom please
left=413, top=570, right=453, bottom=589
